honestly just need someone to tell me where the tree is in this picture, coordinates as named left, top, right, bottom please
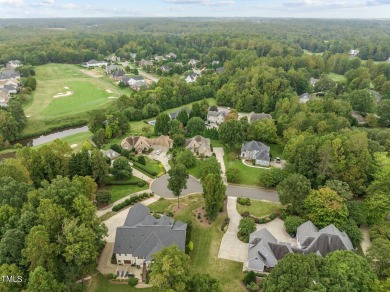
left=199, top=156, right=221, bottom=182
left=321, top=251, right=377, bottom=291
left=262, top=253, right=324, bottom=292
left=324, top=179, right=353, bottom=200
left=95, top=190, right=111, bottom=206
left=367, top=238, right=390, bottom=278
left=258, top=168, right=287, bottom=188
left=203, top=174, right=226, bottom=220
left=176, top=149, right=197, bottom=167
left=187, top=117, right=206, bottom=137
left=218, top=119, right=244, bottom=149
left=176, top=109, right=189, bottom=126
left=173, top=133, right=186, bottom=147
left=247, top=119, right=278, bottom=143
left=186, top=273, right=221, bottom=292
left=155, top=113, right=171, bottom=135
left=90, top=149, right=109, bottom=185
left=284, top=216, right=306, bottom=235
left=304, top=187, right=349, bottom=228
left=0, top=264, right=23, bottom=292
left=167, top=163, right=189, bottom=207
left=150, top=245, right=190, bottom=292
left=339, top=219, right=363, bottom=248
left=346, top=201, right=367, bottom=226
left=377, top=99, right=390, bottom=127
left=189, top=102, right=207, bottom=119
left=111, top=157, right=132, bottom=180
left=349, top=89, right=375, bottom=115
left=27, top=266, right=66, bottom=292
left=226, top=167, right=242, bottom=183
left=277, top=173, right=311, bottom=214
left=238, top=217, right=256, bottom=239
left=364, top=193, right=390, bottom=226
left=0, top=228, right=25, bottom=265
left=168, top=119, right=184, bottom=136
left=0, top=177, right=31, bottom=209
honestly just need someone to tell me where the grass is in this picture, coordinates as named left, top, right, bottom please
left=148, top=198, right=175, bottom=213
left=144, top=156, right=165, bottom=175
left=269, top=143, right=284, bottom=159
left=237, top=199, right=283, bottom=218
left=32, top=131, right=93, bottom=153
left=328, top=72, right=346, bottom=82
left=211, top=139, right=224, bottom=147
left=223, top=150, right=268, bottom=186
left=106, top=184, right=148, bottom=204
left=303, top=49, right=323, bottom=56
left=88, top=273, right=155, bottom=292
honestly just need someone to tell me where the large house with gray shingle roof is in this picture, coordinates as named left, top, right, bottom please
left=241, top=141, right=270, bottom=166
left=114, top=203, right=187, bottom=266
left=247, top=221, right=354, bottom=272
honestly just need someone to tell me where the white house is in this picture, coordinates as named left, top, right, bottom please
left=166, top=52, right=177, bottom=59
left=185, top=72, right=199, bottom=83
left=207, top=110, right=227, bottom=125
left=349, top=49, right=359, bottom=57
left=188, top=59, right=198, bottom=67
left=83, top=59, right=108, bottom=68
left=299, top=92, right=312, bottom=104
left=241, top=141, right=270, bottom=166
left=114, top=204, right=187, bottom=266
left=6, top=60, right=22, bottom=69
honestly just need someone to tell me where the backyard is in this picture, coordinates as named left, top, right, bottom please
left=106, top=181, right=148, bottom=204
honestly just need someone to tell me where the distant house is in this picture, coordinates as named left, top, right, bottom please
left=131, top=80, right=148, bottom=91
left=299, top=92, right=312, bottom=104
left=104, top=65, right=121, bottom=74
left=121, top=135, right=173, bottom=152
left=100, top=149, right=121, bottom=161
left=247, top=221, right=354, bottom=272
left=241, top=141, right=270, bottom=166
left=114, top=203, right=187, bottom=266
left=165, top=52, right=177, bottom=59
left=0, top=91, right=10, bottom=107
left=212, top=60, right=220, bottom=66
left=207, top=110, right=227, bottom=125
left=387, top=57, right=390, bottom=64
left=185, top=135, right=212, bottom=157
left=6, top=60, right=22, bottom=69
left=83, top=59, right=108, bottom=68
left=216, top=67, right=224, bottom=74
left=248, top=112, right=272, bottom=124
left=185, top=72, right=199, bottom=83
left=154, top=55, right=165, bottom=62
left=0, top=69, right=20, bottom=81
left=188, top=59, right=198, bottom=67
left=310, top=77, right=319, bottom=86
left=349, top=49, right=359, bottom=57
left=139, top=59, right=154, bottom=67
left=161, top=65, right=170, bottom=72
left=130, top=53, right=137, bottom=60
left=127, top=76, right=145, bottom=86
left=105, top=54, right=120, bottom=62
left=2, top=84, right=18, bottom=94
left=352, top=111, right=366, bottom=125
left=169, top=107, right=190, bottom=119
left=370, top=89, right=382, bottom=102
left=110, top=69, right=125, bottom=80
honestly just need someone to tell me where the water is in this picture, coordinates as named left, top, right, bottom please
left=16, top=125, right=89, bottom=147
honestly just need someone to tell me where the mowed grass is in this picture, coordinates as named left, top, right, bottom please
left=88, top=273, right=154, bottom=292
left=107, top=184, right=148, bottom=204
left=32, top=131, right=93, bottom=153
left=328, top=72, right=346, bottom=82
left=24, top=64, right=119, bottom=121
left=237, top=199, right=283, bottom=218
left=148, top=197, right=175, bottom=213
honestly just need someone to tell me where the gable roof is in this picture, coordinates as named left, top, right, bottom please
left=114, top=203, right=187, bottom=261
left=185, top=135, right=212, bottom=156
left=248, top=112, right=272, bottom=123
left=207, top=110, right=227, bottom=118
left=241, top=141, right=270, bottom=155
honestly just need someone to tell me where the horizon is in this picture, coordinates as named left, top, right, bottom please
left=1, top=0, right=390, bottom=19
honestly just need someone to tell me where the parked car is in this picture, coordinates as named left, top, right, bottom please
left=276, top=157, right=281, bottom=163
left=156, top=150, right=162, bottom=155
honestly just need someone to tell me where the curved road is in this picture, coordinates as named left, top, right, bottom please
left=151, top=174, right=279, bottom=202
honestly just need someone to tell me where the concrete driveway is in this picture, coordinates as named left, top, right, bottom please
left=218, top=197, right=248, bottom=262
left=151, top=174, right=203, bottom=197
left=149, top=151, right=171, bottom=171
left=213, top=147, right=227, bottom=184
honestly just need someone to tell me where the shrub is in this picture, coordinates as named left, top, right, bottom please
left=137, top=155, right=146, bottom=165
left=238, top=197, right=251, bottom=206
left=239, top=217, right=256, bottom=237
left=258, top=168, right=287, bottom=188
left=246, top=282, right=259, bottom=292
left=137, top=181, right=146, bottom=187
left=96, top=190, right=111, bottom=206
left=268, top=213, right=276, bottom=220
left=339, top=219, right=363, bottom=248
left=112, top=193, right=152, bottom=212
left=185, top=221, right=192, bottom=245
left=110, top=143, right=122, bottom=154
left=226, top=167, right=242, bottom=183
left=243, top=271, right=257, bottom=285
left=128, top=277, right=139, bottom=286
left=241, top=211, right=250, bottom=217
left=284, top=216, right=306, bottom=235
left=111, top=253, right=117, bottom=264
left=187, top=241, right=194, bottom=251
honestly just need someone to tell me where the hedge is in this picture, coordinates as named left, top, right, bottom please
left=112, top=193, right=154, bottom=212
left=132, top=160, right=157, bottom=177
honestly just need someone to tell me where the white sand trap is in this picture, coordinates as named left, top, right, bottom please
left=106, top=89, right=113, bottom=93
left=53, top=91, right=73, bottom=98
left=26, top=115, right=31, bottom=118
left=70, top=144, right=78, bottom=149
left=64, top=86, right=70, bottom=89
left=108, top=96, right=118, bottom=99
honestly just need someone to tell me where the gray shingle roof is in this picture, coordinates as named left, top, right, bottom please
left=114, top=203, right=187, bottom=261
left=248, top=112, right=272, bottom=123
left=241, top=141, right=270, bottom=161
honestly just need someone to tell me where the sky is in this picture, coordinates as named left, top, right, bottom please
left=1, top=0, right=390, bottom=18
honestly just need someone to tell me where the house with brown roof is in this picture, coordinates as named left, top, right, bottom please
left=185, top=135, right=212, bottom=157
left=248, top=112, right=272, bottom=124
left=121, top=135, right=173, bottom=153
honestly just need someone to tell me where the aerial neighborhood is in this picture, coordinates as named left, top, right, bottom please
left=0, top=16, right=390, bottom=292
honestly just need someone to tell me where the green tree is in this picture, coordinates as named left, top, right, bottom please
left=155, top=113, right=171, bottom=135
left=203, top=174, right=226, bottom=220
left=324, top=179, right=353, bottom=200
left=0, top=177, right=31, bottom=209
left=377, top=99, right=390, bottom=127
left=111, top=157, right=132, bottom=180
left=304, top=187, right=349, bottom=228
left=364, top=193, right=390, bottom=226
left=176, top=109, right=189, bottom=126
left=366, top=238, right=390, bottom=279
left=349, top=89, right=375, bottom=115
left=186, top=273, right=221, bottom=292
left=90, top=149, right=109, bottom=185
left=226, top=167, right=242, bottom=183
left=187, top=117, right=206, bottom=137
left=0, top=264, right=24, bottom=292
left=258, top=168, right=287, bottom=188
left=199, top=156, right=221, bottom=182
left=168, top=119, right=183, bottom=135
left=238, top=217, right=256, bottom=238
left=218, top=119, right=244, bottom=149
left=284, top=216, right=306, bottom=235
left=262, top=253, right=324, bottom=292
left=0, top=228, right=25, bottom=265
left=27, top=266, right=66, bottom=292
left=339, top=219, right=363, bottom=248
left=321, top=251, right=377, bottom=291
left=176, top=148, right=197, bottom=168
left=167, top=163, right=189, bottom=207
left=277, top=173, right=311, bottom=214
left=150, top=245, right=190, bottom=292
left=173, top=133, right=186, bottom=147
left=247, top=119, right=278, bottom=143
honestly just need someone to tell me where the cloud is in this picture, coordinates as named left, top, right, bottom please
left=42, top=0, right=54, bottom=4
left=163, top=0, right=234, bottom=6
left=62, top=2, right=76, bottom=9
left=367, top=0, right=390, bottom=5
left=0, top=0, right=24, bottom=7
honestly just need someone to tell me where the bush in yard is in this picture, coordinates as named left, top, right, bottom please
left=112, top=157, right=132, bottom=180
left=243, top=271, right=257, bottom=285
left=96, top=190, right=111, bottom=206
left=258, top=168, right=287, bottom=188
left=187, top=241, right=194, bottom=251
left=137, top=181, right=146, bottom=187
left=128, top=277, right=139, bottom=286
left=176, top=148, right=197, bottom=167
left=246, top=281, right=259, bottom=292
left=226, top=167, right=242, bottom=183
left=137, top=155, right=146, bottom=165
left=238, top=197, right=251, bottom=206
left=284, top=216, right=306, bottom=235
left=239, top=217, right=256, bottom=239
left=110, top=143, right=122, bottom=154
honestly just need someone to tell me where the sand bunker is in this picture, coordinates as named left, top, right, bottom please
left=108, top=96, right=118, bottom=99
left=26, top=115, right=31, bottom=118
left=70, top=144, right=78, bottom=149
left=105, top=89, right=113, bottom=93
left=53, top=91, right=73, bottom=98
left=64, top=86, right=70, bottom=89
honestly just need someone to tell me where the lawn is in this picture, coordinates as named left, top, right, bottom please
left=211, top=139, right=224, bottom=147
left=269, top=143, right=284, bottom=159
left=148, top=197, right=175, bottom=213
left=237, top=199, right=284, bottom=218
left=303, top=49, right=323, bottom=56
left=168, top=159, right=201, bottom=179
left=106, top=184, right=148, bottom=204
left=328, top=72, right=346, bottom=82
left=22, top=63, right=120, bottom=136
left=223, top=150, right=268, bottom=186
left=88, top=273, right=155, bottom=292
left=33, top=131, right=93, bottom=153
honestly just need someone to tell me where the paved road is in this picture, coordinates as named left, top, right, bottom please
left=150, top=175, right=279, bottom=202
